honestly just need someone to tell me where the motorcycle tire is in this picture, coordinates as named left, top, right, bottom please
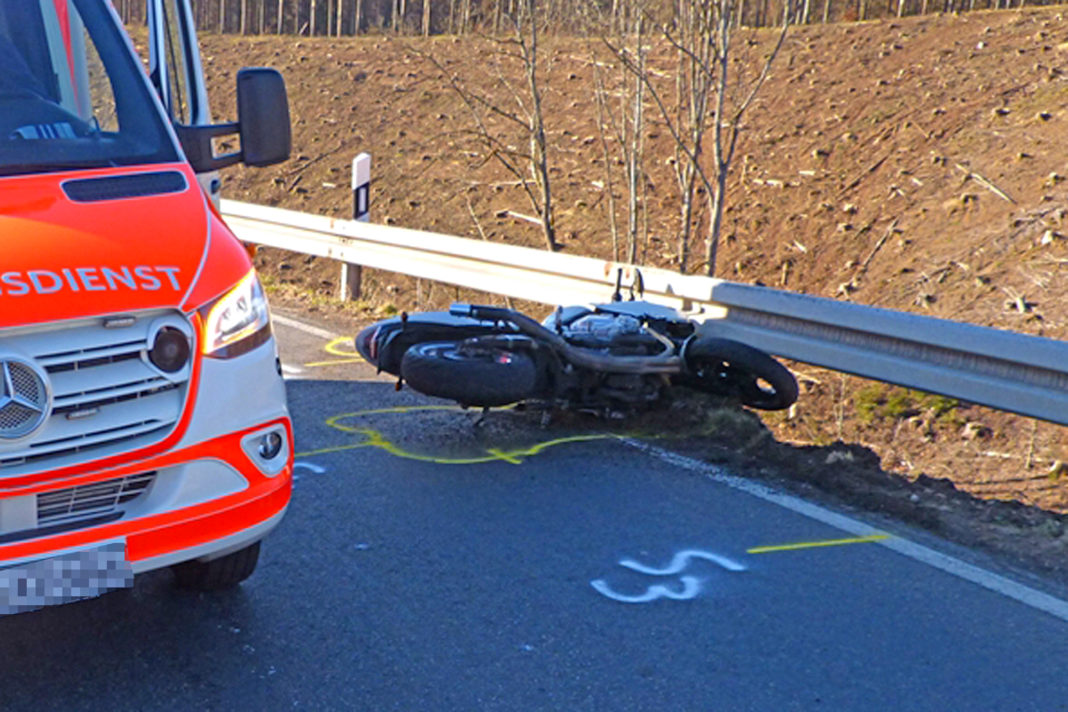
left=684, top=337, right=799, bottom=411
left=400, top=341, right=539, bottom=407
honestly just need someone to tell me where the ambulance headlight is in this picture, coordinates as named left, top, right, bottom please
left=199, top=269, right=272, bottom=358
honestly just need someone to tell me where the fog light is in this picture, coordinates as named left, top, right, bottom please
left=150, top=327, right=191, bottom=373
left=258, top=431, right=283, bottom=460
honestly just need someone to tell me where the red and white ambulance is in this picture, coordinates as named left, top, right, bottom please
left=0, top=0, right=294, bottom=612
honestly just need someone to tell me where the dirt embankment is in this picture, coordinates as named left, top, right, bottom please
left=188, top=9, right=1068, bottom=576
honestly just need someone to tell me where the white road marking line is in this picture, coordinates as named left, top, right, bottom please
left=272, top=313, right=340, bottom=340
left=624, top=439, right=1068, bottom=624
left=281, top=364, right=305, bottom=376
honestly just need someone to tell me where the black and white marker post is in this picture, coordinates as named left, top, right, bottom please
left=339, top=152, right=370, bottom=301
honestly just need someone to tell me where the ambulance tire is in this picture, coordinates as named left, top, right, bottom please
left=171, top=540, right=261, bottom=591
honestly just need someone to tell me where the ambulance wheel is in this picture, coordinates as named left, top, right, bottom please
left=171, top=541, right=261, bottom=591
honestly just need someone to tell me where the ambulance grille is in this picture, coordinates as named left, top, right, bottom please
left=0, top=311, right=193, bottom=476
left=36, top=471, right=156, bottom=526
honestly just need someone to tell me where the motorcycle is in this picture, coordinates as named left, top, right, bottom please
left=354, top=291, right=798, bottom=415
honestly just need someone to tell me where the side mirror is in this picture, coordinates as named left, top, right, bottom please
left=176, top=68, right=291, bottom=173
left=236, top=68, right=291, bottom=167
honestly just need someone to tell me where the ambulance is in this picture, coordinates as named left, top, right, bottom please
left=0, top=0, right=294, bottom=613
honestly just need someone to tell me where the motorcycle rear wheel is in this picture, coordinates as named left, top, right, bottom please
left=401, top=341, right=539, bottom=407
left=684, top=338, right=798, bottom=410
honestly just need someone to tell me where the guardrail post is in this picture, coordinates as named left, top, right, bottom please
left=339, top=152, right=370, bottom=301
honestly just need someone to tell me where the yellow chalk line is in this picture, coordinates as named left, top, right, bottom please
left=747, top=534, right=890, bottom=554
left=304, top=336, right=365, bottom=368
left=295, top=404, right=621, bottom=464
left=297, top=347, right=895, bottom=554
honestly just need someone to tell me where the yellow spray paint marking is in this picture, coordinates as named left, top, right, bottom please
left=295, top=404, right=622, bottom=465
left=746, top=534, right=890, bottom=555
left=297, top=401, right=891, bottom=561
left=303, top=336, right=365, bottom=368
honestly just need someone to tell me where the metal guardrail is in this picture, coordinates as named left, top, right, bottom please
left=222, top=199, right=1068, bottom=426
left=221, top=199, right=717, bottom=312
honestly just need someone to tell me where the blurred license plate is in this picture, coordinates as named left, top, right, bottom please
left=0, top=543, right=133, bottom=615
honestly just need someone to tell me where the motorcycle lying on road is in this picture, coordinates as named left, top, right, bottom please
left=354, top=295, right=798, bottom=415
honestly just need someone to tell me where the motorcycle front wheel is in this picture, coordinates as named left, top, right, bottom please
left=683, top=338, right=799, bottom=410
left=400, top=341, right=539, bottom=407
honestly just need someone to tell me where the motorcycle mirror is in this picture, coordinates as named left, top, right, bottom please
left=629, top=269, right=645, bottom=301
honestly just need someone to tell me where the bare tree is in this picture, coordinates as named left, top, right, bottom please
left=591, top=56, right=623, bottom=262
left=612, top=0, right=790, bottom=274
left=592, top=4, right=650, bottom=264
left=422, top=0, right=559, bottom=250
left=702, top=3, right=790, bottom=274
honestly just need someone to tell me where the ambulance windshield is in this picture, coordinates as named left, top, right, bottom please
left=0, top=0, right=178, bottom=177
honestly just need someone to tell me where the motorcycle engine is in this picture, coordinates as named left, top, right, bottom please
left=563, top=313, right=653, bottom=352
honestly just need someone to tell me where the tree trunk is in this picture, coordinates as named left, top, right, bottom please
left=677, top=167, right=696, bottom=272
left=422, top=0, right=431, bottom=35
left=591, top=66, right=620, bottom=261
left=705, top=163, right=728, bottom=276
left=626, top=24, right=646, bottom=264
left=311, top=0, right=317, bottom=34
left=525, top=10, right=556, bottom=251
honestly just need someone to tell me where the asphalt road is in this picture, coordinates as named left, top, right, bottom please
left=2, top=312, right=1068, bottom=711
